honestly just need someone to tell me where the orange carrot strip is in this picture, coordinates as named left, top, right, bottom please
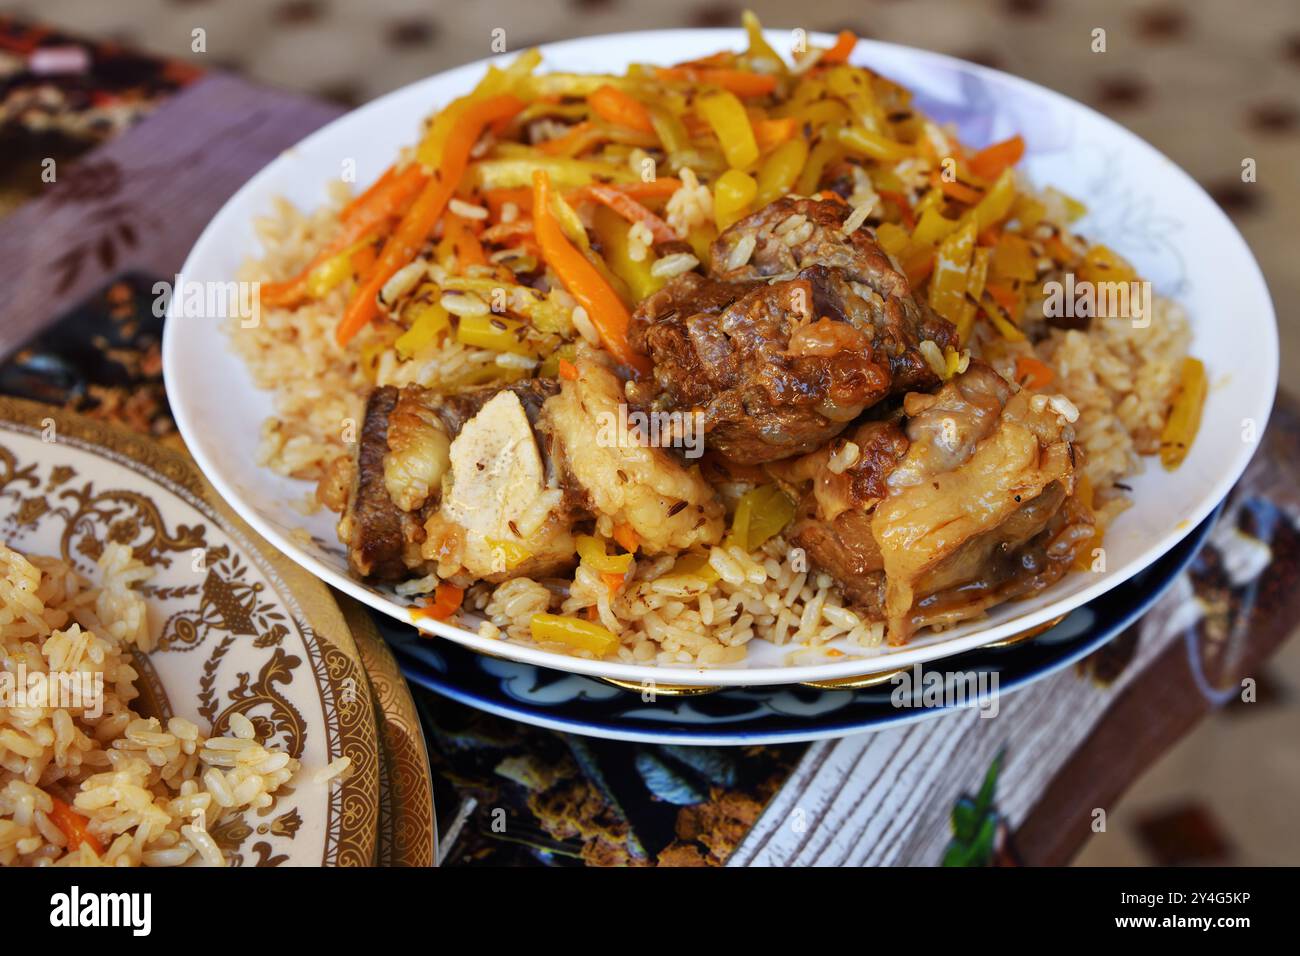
left=440, top=214, right=487, bottom=272
left=48, top=795, right=103, bottom=855
left=415, top=583, right=464, bottom=621
left=483, top=187, right=533, bottom=219
left=537, top=121, right=598, bottom=156
left=903, top=250, right=935, bottom=288
left=931, top=171, right=983, bottom=205
left=1015, top=355, right=1055, bottom=390
left=1046, top=234, right=1076, bottom=264
left=336, top=94, right=524, bottom=346
left=574, top=183, right=677, bottom=244
left=984, top=281, right=1020, bottom=316
left=339, top=163, right=396, bottom=221
left=968, top=134, right=1025, bottom=181
left=820, top=30, right=858, bottom=64
left=565, top=178, right=682, bottom=205
left=589, top=84, right=655, bottom=134
left=600, top=571, right=627, bottom=597
left=611, top=522, right=639, bottom=554
left=654, top=66, right=778, bottom=97
left=753, top=116, right=797, bottom=150
left=532, top=169, right=650, bottom=374
left=480, top=220, right=535, bottom=245
left=260, top=164, right=426, bottom=309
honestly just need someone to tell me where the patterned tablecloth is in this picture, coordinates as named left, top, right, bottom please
left=0, top=15, right=1295, bottom=866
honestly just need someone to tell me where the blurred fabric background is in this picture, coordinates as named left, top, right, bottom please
left=2, top=0, right=1297, bottom=865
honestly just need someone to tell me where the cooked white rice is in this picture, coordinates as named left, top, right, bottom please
left=237, top=189, right=1191, bottom=668
left=0, top=543, right=301, bottom=866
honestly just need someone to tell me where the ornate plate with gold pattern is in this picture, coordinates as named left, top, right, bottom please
left=0, top=397, right=380, bottom=865
left=345, top=597, right=437, bottom=866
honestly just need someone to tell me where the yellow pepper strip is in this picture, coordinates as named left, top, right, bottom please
left=530, top=613, right=618, bottom=656
left=486, top=538, right=534, bottom=570
left=990, top=233, right=1037, bottom=282
left=1042, top=186, right=1087, bottom=223
left=795, top=136, right=844, bottom=196
left=468, top=157, right=636, bottom=191
left=823, top=65, right=884, bottom=132
left=1078, top=243, right=1138, bottom=286
left=414, top=49, right=540, bottom=167
left=912, top=205, right=961, bottom=248
left=532, top=169, right=649, bottom=374
left=742, top=10, right=788, bottom=75
left=961, top=168, right=1017, bottom=234
left=929, top=220, right=977, bottom=339
left=338, top=94, right=524, bottom=346
left=755, top=137, right=809, bottom=206
left=967, top=246, right=990, bottom=304
left=647, top=104, right=690, bottom=157
left=1011, top=194, right=1046, bottom=232
left=575, top=534, right=635, bottom=574
left=731, top=485, right=796, bottom=553
left=791, top=99, right=851, bottom=129
left=836, top=124, right=913, bottom=162
left=981, top=291, right=1025, bottom=342
left=591, top=205, right=664, bottom=302
left=456, top=312, right=535, bottom=356
left=713, top=169, right=758, bottom=231
left=441, top=275, right=567, bottom=332
left=394, top=299, right=451, bottom=359
left=698, top=89, right=759, bottom=170
left=1160, top=358, right=1207, bottom=471
left=671, top=550, right=720, bottom=584
left=538, top=341, right=578, bottom=378
left=303, top=233, right=373, bottom=299
left=874, top=221, right=911, bottom=258
left=687, top=222, right=717, bottom=263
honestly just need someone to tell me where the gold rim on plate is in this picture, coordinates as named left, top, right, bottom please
left=343, top=597, right=438, bottom=867
left=0, top=397, right=381, bottom=866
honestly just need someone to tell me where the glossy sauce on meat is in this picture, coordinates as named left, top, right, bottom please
left=632, top=197, right=957, bottom=464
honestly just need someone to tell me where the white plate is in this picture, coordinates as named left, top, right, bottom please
left=0, top=398, right=379, bottom=865
left=163, top=29, right=1277, bottom=688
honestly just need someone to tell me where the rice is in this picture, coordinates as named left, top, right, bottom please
left=0, top=543, right=302, bottom=866
left=230, top=48, right=1196, bottom=670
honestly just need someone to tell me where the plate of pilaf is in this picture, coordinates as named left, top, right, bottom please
left=0, top=398, right=379, bottom=866
left=163, top=15, right=1277, bottom=688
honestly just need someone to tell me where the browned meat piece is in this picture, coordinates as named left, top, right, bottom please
left=338, top=386, right=431, bottom=581
left=633, top=197, right=957, bottom=463
left=778, top=362, right=1094, bottom=643
left=710, top=196, right=957, bottom=391
left=633, top=268, right=894, bottom=462
left=434, top=378, right=559, bottom=436
left=338, top=380, right=571, bottom=583
left=780, top=420, right=910, bottom=611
